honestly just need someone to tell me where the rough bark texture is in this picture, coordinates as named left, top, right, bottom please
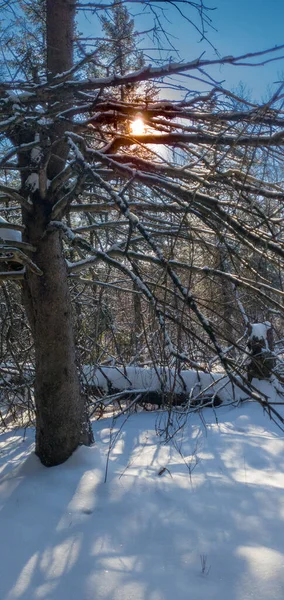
left=46, top=0, right=75, bottom=80
left=22, top=202, right=93, bottom=466
left=19, top=0, right=94, bottom=466
left=46, top=0, right=76, bottom=179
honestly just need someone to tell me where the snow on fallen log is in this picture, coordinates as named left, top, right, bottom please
left=82, top=365, right=241, bottom=407
left=82, top=365, right=284, bottom=408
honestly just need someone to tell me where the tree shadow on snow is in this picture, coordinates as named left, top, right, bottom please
left=0, top=404, right=284, bottom=600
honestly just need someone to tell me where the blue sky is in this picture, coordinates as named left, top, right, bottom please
left=177, top=0, right=284, bottom=100
left=78, top=0, right=284, bottom=101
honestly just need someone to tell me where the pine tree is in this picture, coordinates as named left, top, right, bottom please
left=100, top=2, right=144, bottom=101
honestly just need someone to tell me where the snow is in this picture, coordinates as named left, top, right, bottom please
left=0, top=217, right=22, bottom=242
left=249, top=322, right=271, bottom=343
left=248, top=322, right=273, bottom=354
left=31, top=135, right=42, bottom=164
left=0, top=402, right=284, bottom=600
left=25, top=173, right=39, bottom=192
left=82, top=365, right=284, bottom=404
left=83, top=365, right=233, bottom=400
left=125, top=210, right=139, bottom=225
left=68, top=136, right=85, bottom=162
left=0, top=115, right=17, bottom=129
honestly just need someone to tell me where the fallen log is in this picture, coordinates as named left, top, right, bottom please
left=82, top=365, right=236, bottom=409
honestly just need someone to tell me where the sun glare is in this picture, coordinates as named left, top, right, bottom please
left=130, top=117, right=145, bottom=135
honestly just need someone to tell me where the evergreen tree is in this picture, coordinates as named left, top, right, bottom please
left=100, top=2, right=144, bottom=101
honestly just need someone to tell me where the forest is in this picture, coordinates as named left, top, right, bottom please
left=1, top=2, right=284, bottom=599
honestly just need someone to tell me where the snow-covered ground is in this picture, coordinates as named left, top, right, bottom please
left=0, top=402, right=284, bottom=600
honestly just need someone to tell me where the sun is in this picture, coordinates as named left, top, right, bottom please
left=130, top=117, right=145, bottom=136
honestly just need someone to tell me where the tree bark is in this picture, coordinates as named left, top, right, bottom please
left=22, top=207, right=93, bottom=466
left=46, top=0, right=76, bottom=179
left=19, top=0, right=94, bottom=466
left=46, top=0, right=75, bottom=80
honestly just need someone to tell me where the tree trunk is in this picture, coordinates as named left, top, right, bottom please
left=22, top=213, right=93, bottom=466
left=46, top=0, right=76, bottom=179
left=19, top=0, right=94, bottom=466
left=247, top=322, right=276, bottom=382
left=46, top=0, right=75, bottom=80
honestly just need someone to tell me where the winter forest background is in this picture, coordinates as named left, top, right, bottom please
left=1, top=2, right=284, bottom=599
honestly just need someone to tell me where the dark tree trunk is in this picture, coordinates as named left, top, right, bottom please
left=46, top=0, right=76, bottom=179
left=23, top=220, right=92, bottom=466
left=46, top=0, right=75, bottom=80
left=19, top=0, right=94, bottom=466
